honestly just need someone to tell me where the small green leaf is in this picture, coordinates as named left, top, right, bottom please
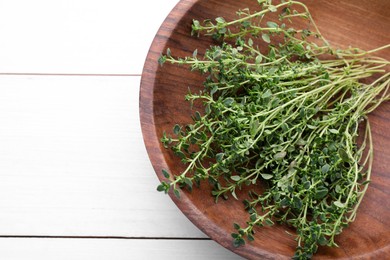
left=157, top=184, right=166, bottom=192
left=241, top=20, right=251, bottom=29
left=231, top=190, right=238, bottom=200
left=250, top=119, right=260, bottom=137
left=247, top=234, right=255, bottom=242
left=196, top=168, right=207, bottom=176
left=215, top=17, right=226, bottom=24
left=166, top=48, right=171, bottom=57
left=296, top=138, right=306, bottom=146
left=280, top=198, right=289, bottom=207
left=255, top=54, right=263, bottom=64
left=318, top=235, right=328, bottom=246
left=223, top=97, right=235, bottom=106
left=211, top=190, right=220, bottom=196
left=268, top=48, right=276, bottom=59
left=230, top=175, right=241, bottom=182
left=261, top=173, right=273, bottom=180
left=321, top=164, right=330, bottom=174
left=250, top=213, right=257, bottom=222
left=266, top=21, right=278, bottom=28
left=192, top=49, right=198, bottom=58
left=268, top=5, right=277, bottom=12
left=248, top=38, right=253, bottom=47
left=262, top=33, right=271, bottom=43
left=329, top=129, right=339, bottom=134
left=262, top=89, right=272, bottom=99
left=265, top=218, right=274, bottom=226
left=216, top=153, right=224, bottom=162
left=281, top=123, right=288, bottom=132
left=218, top=27, right=227, bottom=34
left=338, top=148, right=350, bottom=162
left=194, top=111, right=201, bottom=121
left=174, top=150, right=185, bottom=159
left=231, top=233, right=239, bottom=239
left=184, top=178, right=193, bottom=189
left=233, top=237, right=245, bottom=247
left=192, top=19, right=200, bottom=28
left=315, top=187, right=328, bottom=199
left=210, top=85, right=218, bottom=96
left=294, top=43, right=305, bottom=53
left=173, top=188, right=181, bottom=199
left=162, top=169, right=170, bottom=178
left=334, top=201, right=345, bottom=208
left=158, top=55, right=166, bottom=66
left=173, top=124, right=181, bottom=135
left=299, top=108, right=305, bottom=118
left=274, top=151, right=286, bottom=160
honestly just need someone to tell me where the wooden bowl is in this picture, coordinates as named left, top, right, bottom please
left=140, top=0, right=390, bottom=259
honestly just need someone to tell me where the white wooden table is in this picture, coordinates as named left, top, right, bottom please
left=0, top=0, right=243, bottom=259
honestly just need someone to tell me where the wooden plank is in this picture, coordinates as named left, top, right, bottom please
left=0, top=0, right=180, bottom=74
left=0, top=75, right=205, bottom=237
left=0, top=238, right=243, bottom=259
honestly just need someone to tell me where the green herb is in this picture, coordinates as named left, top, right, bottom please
left=157, top=0, right=389, bottom=259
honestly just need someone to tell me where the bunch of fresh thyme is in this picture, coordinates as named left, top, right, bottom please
left=157, top=0, right=389, bottom=258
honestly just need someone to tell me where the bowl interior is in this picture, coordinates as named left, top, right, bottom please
left=140, top=0, right=390, bottom=259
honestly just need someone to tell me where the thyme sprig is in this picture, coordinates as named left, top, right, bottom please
left=157, top=0, right=389, bottom=259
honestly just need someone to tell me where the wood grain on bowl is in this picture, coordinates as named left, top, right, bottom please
left=140, top=0, right=390, bottom=259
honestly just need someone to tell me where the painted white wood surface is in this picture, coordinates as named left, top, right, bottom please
left=0, top=75, right=206, bottom=238
left=0, top=0, right=180, bottom=74
left=0, top=239, right=242, bottom=259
